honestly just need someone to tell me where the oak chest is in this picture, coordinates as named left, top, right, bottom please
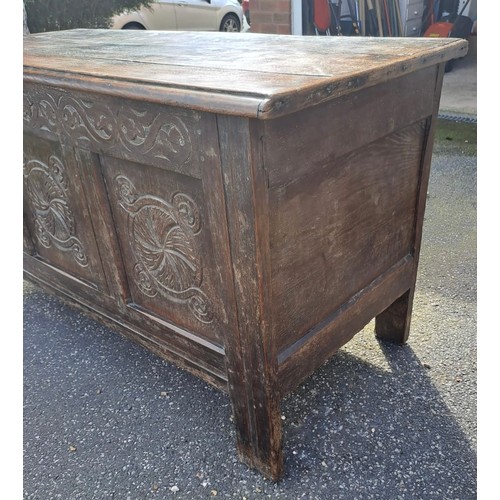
left=23, top=30, right=467, bottom=480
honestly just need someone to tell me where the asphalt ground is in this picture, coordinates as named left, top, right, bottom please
left=23, top=120, right=477, bottom=499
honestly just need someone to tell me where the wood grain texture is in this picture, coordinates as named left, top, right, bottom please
left=24, top=29, right=467, bottom=119
left=23, top=218, right=35, bottom=255
left=270, top=121, right=426, bottom=353
left=23, top=133, right=108, bottom=293
left=23, top=92, right=233, bottom=396
left=100, top=153, right=223, bottom=344
left=277, top=255, right=414, bottom=396
left=376, top=64, right=446, bottom=344
left=74, top=148, right=130, bottom=304
left=23, top=84, right=204, bottom=178
left=263, top=65, right=437, bottom=187
left=217, top=115, right=283, bottom=481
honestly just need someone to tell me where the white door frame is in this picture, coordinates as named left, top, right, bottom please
left=291, top=0, right=302, bottom=35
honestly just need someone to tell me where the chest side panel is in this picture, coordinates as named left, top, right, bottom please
left=266, top=68, right=437, bottom=355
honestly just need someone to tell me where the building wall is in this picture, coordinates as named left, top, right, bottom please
left=249, top=0, right=292, bottom=34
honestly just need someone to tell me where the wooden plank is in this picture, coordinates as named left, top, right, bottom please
left=264, top=65, right=437, bottom=187
left=375, top=64, right=447, bottom=343
left=24, top=30, right=468, bottom=119
left=23, top=84, right=205, bottom=178
left=24, top=30, right=467, bottom=79
left=74, top=149, right=129, bottom=304
left=24, top=69, right=265, bottom=120
left=277, top=255, right=414, bottom=396
left=217, top=114, right=283, bottom=481
left=269, top=121, right=426, bottom=353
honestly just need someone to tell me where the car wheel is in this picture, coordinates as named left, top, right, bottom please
left=122, top=22, right=146, bottom=30
left=220, top=13, right=240, bottom=32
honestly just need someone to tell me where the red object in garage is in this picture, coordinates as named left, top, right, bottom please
left=423, top=21, right=454, bottom=37
left=313, top=0, right=331, bottom=34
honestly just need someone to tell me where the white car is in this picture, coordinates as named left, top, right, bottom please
left=111, top=0, right=245, bottom=32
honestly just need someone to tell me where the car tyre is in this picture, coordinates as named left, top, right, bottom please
left=122, top=22, right=146, bottom=30
left=220, top=13, right=240, bottom=32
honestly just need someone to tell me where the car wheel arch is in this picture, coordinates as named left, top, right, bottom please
left=220, top=12, right=240, bottom=32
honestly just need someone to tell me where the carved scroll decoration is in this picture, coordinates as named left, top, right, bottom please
left=23, top=153, right=88, bottom=267
left=115, top=175, right=213, bottom=324
left=23, top=88, right=193, bottom=165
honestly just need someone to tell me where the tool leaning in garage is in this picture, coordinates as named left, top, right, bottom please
left=423, top=0, right=473, bottom=72
left=309, top=0, right=416, bottom=37
left=313, top=0, right=332, bottom=35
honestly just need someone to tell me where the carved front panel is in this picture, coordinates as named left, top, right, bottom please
left=23, top=133, right=107, bottom=291
left=23, top=84, right=201, bottom=178
left=102, top=156, right=223, bottom=344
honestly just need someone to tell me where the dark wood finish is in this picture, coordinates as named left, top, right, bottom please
left=375, top=289, right=413, bottom=344
left=262, top=65, right=437, bottom=187
left=24, top=30, right=467, bottom=119
left=218, top=115, right=283, bottom=480
left=278, top=256, right=414, bottom=396
left=270, top=121, right=426, bottom=354
left=375, top=65, right=446, bottom=345
left=73, top=148, right=130, bottom=304
left=23, top=133, right=109, bottom=294
left=23, top=30, right=465, bottom=481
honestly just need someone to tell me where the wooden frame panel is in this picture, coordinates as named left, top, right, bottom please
left=270, top=120, right=427, bottom=353
left=23, top=88, right=236, bottom=393
left=23, top=133, right=108, bottom=294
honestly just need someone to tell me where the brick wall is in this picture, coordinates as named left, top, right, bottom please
left=249, top=0, right=292, bottom=34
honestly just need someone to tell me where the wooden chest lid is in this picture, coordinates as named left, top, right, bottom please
left=24, top=29, right=467, bottom=119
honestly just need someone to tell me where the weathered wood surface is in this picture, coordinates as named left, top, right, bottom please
left=262, top=65, right=437, bottom=187
left=23, top=30, right=455, bottom=481
left=23, top=103, right=231, bottom=390
left=376, top=65, right=446, bottom=345
left=270, top=120, right=426, bottom=354
left=23, top=133, right=108, bottom=293
left=218, top=115, right=283, bottom=480
left=277, top=255, right=414, bottom=396
left=24, top=29, right=467, bottom=118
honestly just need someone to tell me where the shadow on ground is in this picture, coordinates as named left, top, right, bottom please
left=23, top=286, right=476, bottom=499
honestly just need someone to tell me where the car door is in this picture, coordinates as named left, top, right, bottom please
left=146, top=0, right=177, bottom=30
left=174, top=0, right=218, bottom=31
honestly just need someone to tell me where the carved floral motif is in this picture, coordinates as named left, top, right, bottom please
left=116, top=175, right=212, bottom=324
left=23, top=153, right=88, bottom=266
left=23, top=87, right=192, bottom=165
